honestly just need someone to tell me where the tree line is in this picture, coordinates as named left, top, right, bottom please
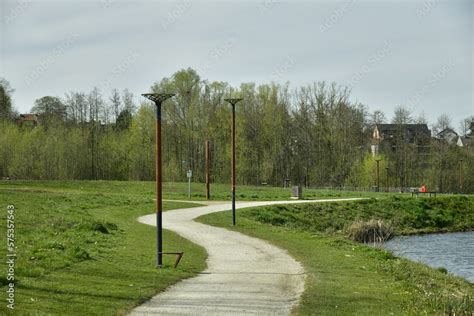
left=0, top=69, right=473, bottom=193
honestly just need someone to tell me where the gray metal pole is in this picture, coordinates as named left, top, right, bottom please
left=224, top=98, right=243, bottom=226
left=188, top=175, right=191, bottom=199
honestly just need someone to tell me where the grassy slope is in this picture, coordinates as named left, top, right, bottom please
left=198, top=198, right=474, bottom=315
left=0, top=187, right=206, bottom=315
left=0, top=180, right=398, bottom=201
left=242, top=196, right=474, bottom=235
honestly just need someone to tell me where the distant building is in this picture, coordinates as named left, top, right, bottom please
left=434, top=128, right=473, bottom=147
left=435, top=128, right=459, bottom=145
left=457, top=136, right=472, bottom=147
left=372, top=123, right=431, bottom=155
left=16, top=114, right=40, bottom=127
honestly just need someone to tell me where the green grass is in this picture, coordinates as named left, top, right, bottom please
left=241, top=196, right=474, bottom=235
left=0, top=186, right=206, bottom=315
left=198, top=208, right=474, bottom=315
left=0, top=180, right=401, bottom=201
left=1, top=181, right=471, bottom=314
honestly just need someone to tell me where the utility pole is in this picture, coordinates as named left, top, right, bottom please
left=205, top=140, right=210, bottom=200
left=142, top=93, right=175, bottom=268
left=224, top=98, right=243, bottom=226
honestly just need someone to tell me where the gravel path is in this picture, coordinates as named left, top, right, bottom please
left=131, top=198, right=363, bottom=315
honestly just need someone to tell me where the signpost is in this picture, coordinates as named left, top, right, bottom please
left=187, top=169, right=192, bottom=199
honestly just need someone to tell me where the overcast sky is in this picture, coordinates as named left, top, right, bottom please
left=1, top=0, right=472, bottom=128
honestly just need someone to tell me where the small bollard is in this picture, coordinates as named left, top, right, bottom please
left=291, top=185, right=303, bottom=199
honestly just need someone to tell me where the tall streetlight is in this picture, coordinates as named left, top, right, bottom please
left=142, top=93, right=175, bottom=267
left=205, top=140, right=211, bottom=200
left=224, top=98, right=243, bottom=226
left=375, top=158, right=381, bottom=192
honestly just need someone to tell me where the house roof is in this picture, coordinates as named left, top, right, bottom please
left=436, top=128, right=458, bottom=139
left=19, top=114, right=39, bottom=121
left=375, top=123, right=430, bottom=133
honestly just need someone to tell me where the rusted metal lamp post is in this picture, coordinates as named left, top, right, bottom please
left=205, top=140, right=211, bottom=200
left=142, top=93, right=175, bottom=267
left=224, top=98, right=243, bottom=226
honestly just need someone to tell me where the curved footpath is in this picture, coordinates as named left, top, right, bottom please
left=131, top=198, right=364, bottom=315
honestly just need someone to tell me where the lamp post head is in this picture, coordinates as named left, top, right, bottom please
left=224, top=98, right=243, bottom=106
left=142, top=93, right=175, bottom=105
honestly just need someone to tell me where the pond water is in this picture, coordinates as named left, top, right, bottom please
left=383, top=231, right=474, bottom=283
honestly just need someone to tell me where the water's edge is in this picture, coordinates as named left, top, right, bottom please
left=382, top=232, right=474, bottom=283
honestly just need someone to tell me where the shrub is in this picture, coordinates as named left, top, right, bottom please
left=346, top=219, right=393, bottom=244
left=78, top=220, right=118, bottom=234
left=437, top=267, right=448, bottom=274
left=69, top=246, right=91, bottom=261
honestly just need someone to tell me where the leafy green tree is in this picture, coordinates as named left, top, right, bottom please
left=128, top=104, right=155, bottom=180
left=115, top=109, right=133, bottom=131
left=0, top=78, right=15, bottom=121
left=1, top=68, right=473, bottom=193
left=0, top=122, right=20, bottom=177
left=31, top=96, right=66, bottom=124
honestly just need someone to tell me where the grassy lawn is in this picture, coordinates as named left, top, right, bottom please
left=1, top=181, right=471, bottom=314
left=0, top=180, right=400, bottom=201
left=0, top=184, right=206, bottom=315
left=198, top=199, right=474, bottom=315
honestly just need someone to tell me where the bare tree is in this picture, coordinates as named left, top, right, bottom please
left=392, top=106, right=413, bottom=124
left=110, top=89, right=122, bottom=122
left=415, top=111, right=428, bottom=124
left=369, top=110, right=387, bottom=126
left=432, top=113, right=452, bottom=135
left=122, top=89, right=136, bottom=113
left=459, top=116, right=474, bottom=136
